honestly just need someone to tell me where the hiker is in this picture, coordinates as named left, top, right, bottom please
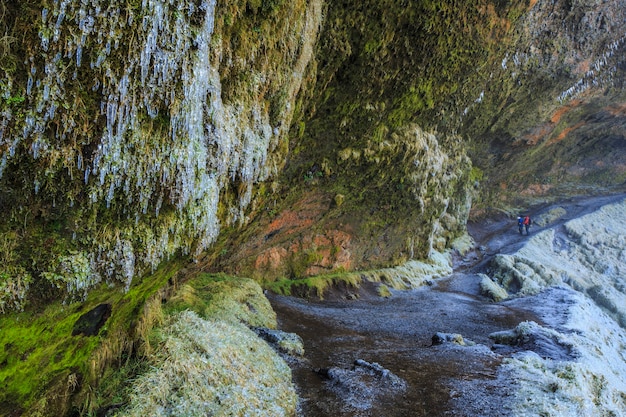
left=523, top=215, right=531, bottom=235
left=518, top=216, right=524, bottom=235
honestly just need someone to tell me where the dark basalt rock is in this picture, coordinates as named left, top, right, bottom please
left=254, top=327, right=305, bottom=357
left=72, top=304, right=112, bottom=337
left=314, top=358, right=407, bottom=412
left=431, top=332, right=466, bottom=346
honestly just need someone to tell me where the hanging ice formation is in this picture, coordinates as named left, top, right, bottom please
left=0, top=0, right=297, bottom=290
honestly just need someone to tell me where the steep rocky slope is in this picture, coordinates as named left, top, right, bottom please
left=465, top=0, right=626, bottom=206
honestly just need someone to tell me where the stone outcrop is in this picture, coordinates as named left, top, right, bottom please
left=315, top=359, right=406, bottom=413
left=72, top=303, right=112, bottom=337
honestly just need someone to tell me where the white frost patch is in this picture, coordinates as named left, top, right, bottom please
left=363, top=250, right=452, bottom=289
left=499, top=289, right=626, bottom=416
left=490, top=197, right=626, bottom=325
left=485, top=197, right=626, bottom=416
left=117, top=310, right=297, bottom=417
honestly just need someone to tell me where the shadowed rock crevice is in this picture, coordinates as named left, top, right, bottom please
left=72, top=303, right=112, bottom=337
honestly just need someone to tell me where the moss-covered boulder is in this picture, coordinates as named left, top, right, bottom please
left=116, top=310, right=297, bottom=417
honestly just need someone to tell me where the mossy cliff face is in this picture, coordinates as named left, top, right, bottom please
left=213, top=0, right=527, bottom=279
left=232, top=0, right=626, bottom=282
left=0, top=0, right=320, bottom=309
left=2, top=0, right=624, bottom=303
left=2, top=0, right=626, bottom=414
left=0, top=0, right=318, bottom=413
left=463, top=0, right=626, bottom=210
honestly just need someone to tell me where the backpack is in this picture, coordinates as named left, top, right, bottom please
left=523, top=216, right=530, bottom=225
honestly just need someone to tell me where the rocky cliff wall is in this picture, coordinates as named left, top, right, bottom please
left=2, top=0, right=626, bottom=415
left=211, top=0, right=530, bottom=281
left=464, top=0, right=626, bottom=208
left=3, top=0, right=625, bottom=305
left=0, top=0, right=321, bottom=309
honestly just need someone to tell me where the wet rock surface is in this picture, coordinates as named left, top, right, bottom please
left=314, top=359, right=407, bottom=413
left=72, top=303, right=112, bottom=337
left=269, top=193, right=626, bottom=416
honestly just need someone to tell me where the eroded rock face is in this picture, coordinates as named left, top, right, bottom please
left=464, top=0, right=626, bottom=207
left=0, top=0, right=323, bottom=303
left=2, top=0, right=624, bottom=301
left=217, top=0, right=626, bottom=280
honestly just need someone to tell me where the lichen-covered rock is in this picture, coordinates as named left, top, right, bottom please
left=362, top=251, right=453, bottom=290
left=254, top=327, right=305, bottom=357
left=317, top=359, right=406, bottom=413
left=117, top=274, right=302, bottom=416
left=479, top=273, right=509, bottom=302
left=490, top=320, right=575, bottom=361
left=167, top=274, right=277, bottom=329
left=495, top=287, right=626, bottom=416
left=431, top=332, right=467, bottom=346
left=376, top=283, right=392, bottom=298
left=450, top=233, right=476, bottom=256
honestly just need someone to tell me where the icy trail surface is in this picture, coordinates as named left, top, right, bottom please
left=269, top=193, right=626, bottom=416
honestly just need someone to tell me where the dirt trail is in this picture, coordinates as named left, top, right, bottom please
left=269, top=192, right=626, bottom=417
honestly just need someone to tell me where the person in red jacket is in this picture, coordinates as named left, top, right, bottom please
left=523, top=215, right=532, bottom=235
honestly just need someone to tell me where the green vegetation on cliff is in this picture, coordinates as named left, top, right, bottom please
left=0, top=259, right=183, bottom=415
left=2, top=0, right=626, bottom=414
left=211, top=0, right=529, bottom=280
left=0, top=0, right=319, bottom=310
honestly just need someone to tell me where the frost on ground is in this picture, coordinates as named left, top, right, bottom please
left=489, top=197, right=626, bottom=325
left=116, top=276, right=299, bottom=417
left=498, top=288, right=626, bottom=416
left=116, top=311, right=297, bottom=417
left=483, top=197, right=626, bottom=416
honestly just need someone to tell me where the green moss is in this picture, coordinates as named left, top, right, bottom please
left=266, top=271, right=362, bottom=299
left=165, top=273, right=277, bottom=329
left=0, top=257, right=184, bottom=414
left=376, top=283, right=392, bottom=298
left=388, top=84, right=435, bottom=129
left=469, top=166, right=484, bottom=183
left=3, top=93, right=24, bottom=106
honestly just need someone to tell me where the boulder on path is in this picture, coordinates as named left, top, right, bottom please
left=314, top=358, right=406, bottom=412
left=431, top=332, right=473, bottom=346
left=479, top=274, right=509, bottom=302
left=254, top=327, right=305, bottom=357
